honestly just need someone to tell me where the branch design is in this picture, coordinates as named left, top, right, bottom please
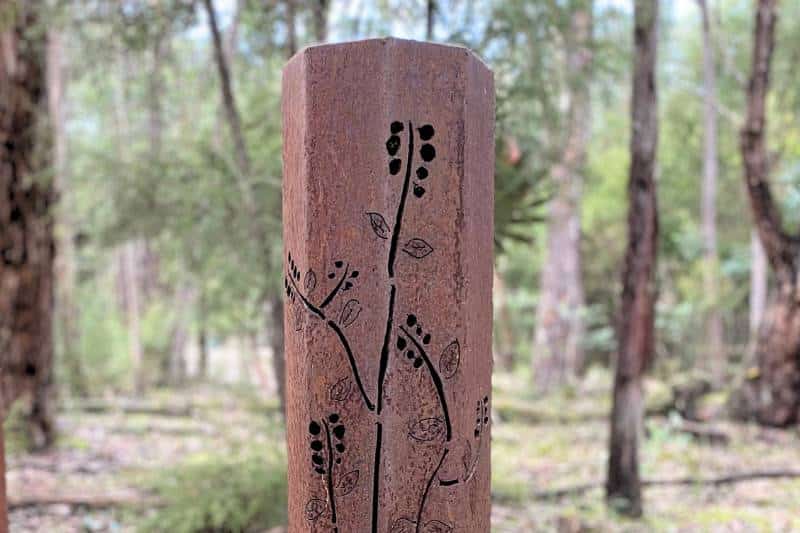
left=293, top=120, right=453, bottom=532
left=399, top=321, right=452, bottom=442
left=286, top=256, right=374, bottom=411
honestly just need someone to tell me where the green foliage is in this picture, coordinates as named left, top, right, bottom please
left=139, top=451, right=288, bottom=533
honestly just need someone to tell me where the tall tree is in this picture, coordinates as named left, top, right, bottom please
left=533, top=0, right=592, bottom=390
left=426, top=0, right=436, bottom=40
left=1, top=0, right=55, bottom=510
left=312, top=0, right=329, bottom=42
left=697, top=0, right=725, bottom=380
left=203, top=0, right=287, bottom=416
left=739, top=0, right=800, bottom=426
left=606, top=0, right=659, bottom=517
left=286, top=0, right=297, bottom=56
left=48, top=29, right=87, bottom=398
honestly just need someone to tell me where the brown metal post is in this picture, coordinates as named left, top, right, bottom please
left=282, top=38, right=494, bottom=532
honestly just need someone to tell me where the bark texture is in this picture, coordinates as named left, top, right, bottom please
left=606, top=0, right=659, bottom=517
left=533, top=2, right=592, bottom=390
left=698, top=0, right=725, bottom=380
left=282, top=38, right=494, bottom=532
left=0, top=0, right=55, bottom=422
left=739, top=0, right=800, bottom=427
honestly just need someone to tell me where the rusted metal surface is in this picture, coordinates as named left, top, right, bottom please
left=282, top=38, right=494, bottom=532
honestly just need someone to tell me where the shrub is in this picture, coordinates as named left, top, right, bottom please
left=139, top=450, right=287, bottom=533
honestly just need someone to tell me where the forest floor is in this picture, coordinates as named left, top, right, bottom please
left=7, top=372, right=800, bottom=532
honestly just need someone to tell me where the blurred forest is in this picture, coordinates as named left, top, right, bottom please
left=3, top=0, right=800, bottom=531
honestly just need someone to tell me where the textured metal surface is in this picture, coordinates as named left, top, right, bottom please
left=282, top=38, right=494, bottom=533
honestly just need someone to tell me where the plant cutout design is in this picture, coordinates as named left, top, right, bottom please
left=321, top=260, right=359, bottom=309
left=439, top=341, right=460, bottom=379
left=291, top=120, right=469, bottom=531
left=285, top=250, right=374, bottom=412
left=336, top=469, right=360, bottom=496
left=390, top=518, right=453, bottom=533
left=304, top=269, right=317, bottom=293
left=457, top=394, right=490, bottom=484
left=308, top=413, right=354, bottom=530
left=397, top=313, right=452, bottom=441
left=329, top=377, right=353, bottom=403
left=413, top=124, right=436, bottom=198
left=304, top=497, right=327, bottom=522
left=402, top=238, right=434, bottom=259
left=367, top=212, right=390, bottom=239
left=339, top=299, right=362, bottom=328
left=409, top=417, right=446, bottom=443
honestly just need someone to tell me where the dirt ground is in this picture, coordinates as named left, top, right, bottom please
left=8, top=377, right=800, bottom=532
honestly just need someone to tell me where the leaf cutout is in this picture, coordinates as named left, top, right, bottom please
left=304, top=269, right=317, bottom=292
left=402, top=238, right=434, bottom=259
left=439, top=340, right=461, bottom=379
left=390, top=518, right=417, bottom=533
left=304, top=498, right=326, bottom=521
left=339, top=299, right=362, bottom=328
left=329, top=377, right=353, bottom=402
left=335, top=469, right=360, bottom=496
left=367, top=212, right=390, bottom=239
left=423, top=520, right=453, bottom=533
left=409, top=417, right=445, bottom=442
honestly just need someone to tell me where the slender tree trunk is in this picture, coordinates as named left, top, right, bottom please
left=167, top=285, right=193, bottom=385
left=1, top=1, right=56, bottom=461
left=748, top=230, right=768, bottom=357
left=111, top=46, right=146, bottom=395
left=739, top=0, right=800, bottom=426
left=268, top=296, right=286, bottom=415
left=203, top=0, right=251, bottom=179
left=607, top=0, right=659, bottom=517
left=312, top=0, right=329, bottom=43
left=122, top=241, right=145, bottom=394
left=533, top=2, right=592, bottom=391
left=426, top=0, right=436, bottom=41
left=197, top=290, right=209, bottom=380
left=48, top=31, right=87, bottom=398
left=493, top=271, right=515, bottom=370
left=205, top=0, right=287, bottom=416
left=286, top=0, right=297, bottom=57
left=697, top=0, right=725, bottom=381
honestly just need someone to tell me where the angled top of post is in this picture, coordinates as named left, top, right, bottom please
left=283, top=37, right=492, bottom=76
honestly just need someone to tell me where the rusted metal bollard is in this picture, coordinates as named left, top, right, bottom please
left=282, top=38, right=494, bottom=533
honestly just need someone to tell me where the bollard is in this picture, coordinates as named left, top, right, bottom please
left=282, top=38, right=494, bottom=533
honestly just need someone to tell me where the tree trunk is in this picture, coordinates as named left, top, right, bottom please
left=1, top=0, right=56, bottom=462
left=607, top=0, right=659, bottom=517
left=697, top=0, right=725, bottom=381
left=268, top=296, right=286, bottom=417
left=48, top=30, right=87, bottom=398
left=426, top=0, right=436, bottom=41
left=122, top=241, right=145, bottom=394
left=197, top=290, right=209, bottom=380
left=739, top=0, right=800, bottom=426
left=748, top=230, right=768, bottom=357
left=205, top=0, right=287, bottom=416
left=493, top=271, right=515, bottom=370
left=533, top=2, right=592, bottom=391
left=286, top=0, right=297, bottom=57
left=203, top=0, right=251, bottom=180
left=312, top=0, right=329, bottom=43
